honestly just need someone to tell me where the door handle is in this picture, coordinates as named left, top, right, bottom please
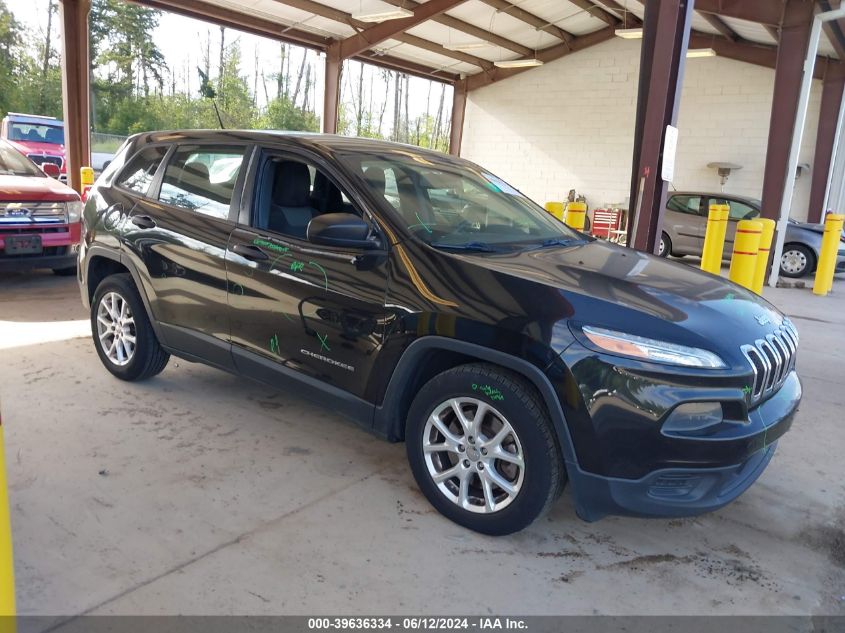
left=131, top=215, right=157, bottom=229
left=232, top=243, right=269, bottom=261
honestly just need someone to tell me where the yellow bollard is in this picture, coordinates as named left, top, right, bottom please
left=544, top=202, right=565, bottom=221
left=0, top=414, right=14, bottom=619
left=729, top=220, right=763, bottom=290
left=701, top=203, right=730, bottom=274
left=752, top=218, right=776, bottom=295
left=564, top=201, right=587, bottom=231
left=813, top=213, right=845, bottom=296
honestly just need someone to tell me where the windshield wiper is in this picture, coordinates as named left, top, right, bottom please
left=535, top=237, right=583, bottom=249
left=430, top=241, right=499, bottom=252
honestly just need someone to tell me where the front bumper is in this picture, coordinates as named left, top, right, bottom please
left=0, top=222, right=81, bottom=272
left=566, top=370, right=801, bottom=521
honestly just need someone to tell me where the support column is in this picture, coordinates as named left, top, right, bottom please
left=627, top=0, right=694, bottom=253
left=808, top=63, right=845, bottom=222
left=59, top=0, right=91, bottom=194
left=322, top=49, right=341, bottom=134
left=449, top=80, right=467, bottom=156
left=760, top=0, right=815, bottom=220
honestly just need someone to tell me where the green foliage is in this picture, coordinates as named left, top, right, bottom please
left=0, top=0, right=445, bottom=150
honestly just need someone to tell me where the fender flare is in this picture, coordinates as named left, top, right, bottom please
left=373, top=336, right=580, bottom=472
left=84, top=246, right=168, bottom=344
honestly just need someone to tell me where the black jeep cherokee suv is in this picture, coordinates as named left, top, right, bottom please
left=79, top=130, right=802, bottom=535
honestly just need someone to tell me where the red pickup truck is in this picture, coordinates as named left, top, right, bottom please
left=0, top=139, right=81, bottom=275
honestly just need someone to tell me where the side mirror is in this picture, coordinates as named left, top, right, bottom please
left=41, top=162, right=61, bottom=179
left=307, top=213, right=381, bottom=250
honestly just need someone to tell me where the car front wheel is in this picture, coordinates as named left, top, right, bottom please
left=780, top=244, right=814, bottom=278
left=91, top=273, right=170, bottom=381
left=406, top=363, right=565, bottom=535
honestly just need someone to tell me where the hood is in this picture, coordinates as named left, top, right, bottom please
left=0, top=174, right=79, bottom=202
left=7, top=139, right=65, bottom=157
left=453, top=239, right=786, bottom=363
left=788, top=219, right=845, bottom=240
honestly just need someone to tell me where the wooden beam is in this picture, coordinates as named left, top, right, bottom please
left=760, top=0, right=817, bottom=221
left=697, top=11, right=739, bottom=41
left=479, top=0, right=575, bottom=44
left=627, top=0, right=694, bottom=253
left=379, top=0, right=533, bottom=56
left=333, top=0, right=469, bottom=59
left=354, top=52, right=459, bottom=82
left=823, top=21, right=845, bottom=58
left=130, top=0, right=330, bottom=50
left=693, top=0, right=784, bottom=28
left=568, top=0, right=620, bottom=27
left=808, top=63, right=845, bottom=222
left=58, top=0, right=91, bottom=194
left=466, top=26, right=615, bottom=91
left=271, top=0, right=489, bottom=69
left=323, top=49, right=341, bottom=134
left=449, top=80, right=467, bottom=155
left=594, top=0, right=643, bottom=27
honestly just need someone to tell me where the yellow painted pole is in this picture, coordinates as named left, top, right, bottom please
left=701, top=203, right=730, bottom=274
left=544, top=202, right=565, bottom=222
left=729, top=220, right=763, bottom=290
left=752, top=218, right=776, bottom=294
left=813, top=213, right=845, bottom=296
left=564, top=201, right=587, bottom=231
left=0, top=414, right=15, bottom=620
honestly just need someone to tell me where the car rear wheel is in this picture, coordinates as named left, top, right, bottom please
left=91, top=273, right=169, bottom=381
left=780, top=244, right=814, bottom=278
left=406, top=363, right=565, bottom=535
left=658, top=232, right=671, bottom=257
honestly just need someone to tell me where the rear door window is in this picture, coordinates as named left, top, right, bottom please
left=712, top=198, right=759, bottom=221
left=666, top=195, right=703, bottom=215
left=159, top=146, right=246, bottom=220
left=116, top=146, right=168, bottom=196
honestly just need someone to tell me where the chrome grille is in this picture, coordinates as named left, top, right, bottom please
left=0, top=201, right=67, bottom=225
left=741, top=319, right=799, bottom=403
left=27, top=154, right=63, bottom=169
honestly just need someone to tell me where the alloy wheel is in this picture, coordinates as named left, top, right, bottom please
left=422, top=397, right=524, bottom=514
left=96, top=291, right=137, bottom=366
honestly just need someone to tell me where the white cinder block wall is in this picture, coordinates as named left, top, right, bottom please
left=461, top=37, right=822, bottom=222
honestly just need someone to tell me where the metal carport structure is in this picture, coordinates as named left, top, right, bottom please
left=55, top=0, right=845, bottom=273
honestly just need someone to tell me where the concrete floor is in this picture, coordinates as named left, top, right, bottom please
left=0, top=270, right=843, bottom=619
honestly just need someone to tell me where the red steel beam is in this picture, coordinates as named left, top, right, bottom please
left=466, top=26, right=616, bottom=91
left=693, top=0, right=785, bottom=27
left=323, top=49, right=341, bottom=134
left=58, top=0, right=92, bottom=194
left=808, top=63, right=845, bottom=222
left=449, top=80, right=468, bottom=156
left=760, top=0, right=816, bottom=220
left=627, top=0, right=694, bottom=253
left=333, top=0, right=468, bottom=59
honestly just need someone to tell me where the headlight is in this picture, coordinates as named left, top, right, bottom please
left=66, top=200, right=83, bottom=223
left=581, top=325, right=727, bottom=369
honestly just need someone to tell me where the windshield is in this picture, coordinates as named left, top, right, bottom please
left=338, top=150, right=584, bottom=250
left=8, top=122, right=65, bottom=145
left=0, top=141, right=42, bottom=176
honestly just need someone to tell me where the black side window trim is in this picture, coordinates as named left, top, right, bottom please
left=243, top=145, right=384, bottom=250
left=113, top=143, right=173, bottom=200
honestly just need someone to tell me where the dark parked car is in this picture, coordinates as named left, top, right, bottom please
left=79, top=131, right=801, bottom=535
left=660, top=192, right=845, bottom=278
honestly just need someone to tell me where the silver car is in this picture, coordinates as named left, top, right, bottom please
left=659, top=192, right=845, bottom=278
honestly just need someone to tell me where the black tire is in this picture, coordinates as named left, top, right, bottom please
left=91, top=273, right=170, bottom=381
left=779, top=243, right=814, bottom=278
left=53, top=265, right=77, bottom=276
left=406, top=363, right=566, bottom=535
left=658, top=232, right=671, bottom=257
